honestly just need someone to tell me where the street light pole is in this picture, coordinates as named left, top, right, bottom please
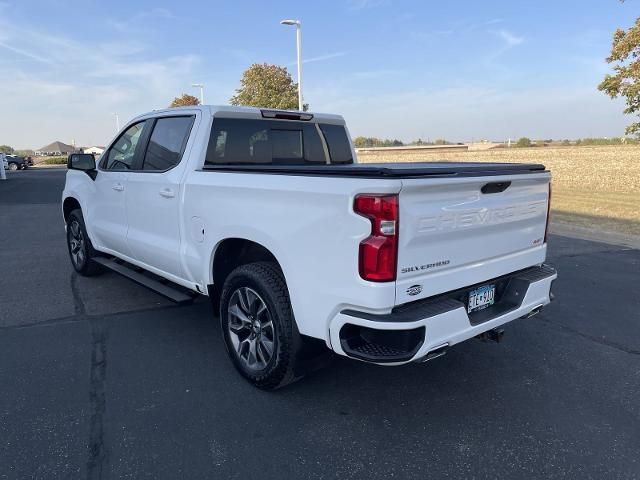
left=192, top=83, right=205, bottom=104
left=280, top=19, right=303, bottom=111
left=295, top=24, right=302, bottom=111
left=113, top=113, right=120, bottom=133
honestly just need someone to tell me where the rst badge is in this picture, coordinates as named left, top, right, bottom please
left=406, top=285, right=423, bottom=296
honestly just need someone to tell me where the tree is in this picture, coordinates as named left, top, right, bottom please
left=516, top=137, right=532, bottom=148
left=598, top=16, right=640, bottom=136
left=0, top=145, right=14, bottom=154
left=230, top=63, right=307, bottom=111
left=353, top=136, right=369, bottom=148
left=169, top=93, right=200, bottom=108
left=15, top=149, right=34, bottom=157
left=352, top=137, right=404, bottom=148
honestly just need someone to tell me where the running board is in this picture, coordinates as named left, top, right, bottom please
left=93, top=257, right=194, bottom=304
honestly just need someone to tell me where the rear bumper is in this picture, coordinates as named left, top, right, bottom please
left=329, top=264, right=557, bottom=365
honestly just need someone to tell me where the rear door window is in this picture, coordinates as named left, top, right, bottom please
left=205, top=118, right=350, bottom=166
left=142, top=116, right=194, bottom=171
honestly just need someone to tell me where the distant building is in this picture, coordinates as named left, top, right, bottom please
left=36, top=141, right=76, bottom=156
left=83, top=146, right=105, bottom=156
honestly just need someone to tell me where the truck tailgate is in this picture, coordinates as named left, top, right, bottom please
left=395, top=172, right=551, bottom=305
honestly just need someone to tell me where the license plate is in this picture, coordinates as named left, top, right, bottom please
left=467, top=284, right=496, bottom=313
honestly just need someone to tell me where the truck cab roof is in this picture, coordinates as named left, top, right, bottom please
left=132, top=105, right=345, bottom=125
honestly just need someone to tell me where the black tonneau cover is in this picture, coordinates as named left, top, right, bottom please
left=202, top=162, right=546, bottom=178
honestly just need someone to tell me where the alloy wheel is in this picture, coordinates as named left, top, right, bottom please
left=68, top=220, right=86, bottom=268
left=227, top=287, right=275, bottom=370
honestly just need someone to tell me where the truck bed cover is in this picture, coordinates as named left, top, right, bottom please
left=202, top=162, right=547, bottom=178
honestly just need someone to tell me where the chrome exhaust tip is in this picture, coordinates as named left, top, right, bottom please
left=416, top=343, right=449, bottom=363
left=523, top=304, right=544, bottom=319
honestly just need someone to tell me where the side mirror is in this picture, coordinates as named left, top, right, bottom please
left=68, top=153, right=97, bottom=179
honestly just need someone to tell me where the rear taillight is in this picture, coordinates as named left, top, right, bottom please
left=354, top=194, right=399, bottom=282
left=544, top=183, right=552, bottom=243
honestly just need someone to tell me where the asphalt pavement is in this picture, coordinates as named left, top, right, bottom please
left=1, top=168, right=639, bottom=479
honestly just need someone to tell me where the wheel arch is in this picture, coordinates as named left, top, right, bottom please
left=208, top=237, right=286, bottom=309
left=62, top=196, right=82, bottom=222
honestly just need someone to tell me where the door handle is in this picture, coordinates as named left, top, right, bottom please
left=112, top=183, right=124, bottom=191
left=159, top=188, right=175, bottom=198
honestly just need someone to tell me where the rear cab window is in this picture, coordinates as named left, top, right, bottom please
left=319, top=124, right=353, bottom=164
left=205, top=117, right=353, bottom=166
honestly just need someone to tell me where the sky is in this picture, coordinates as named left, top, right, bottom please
left=0, top=0, right=636, bottom=149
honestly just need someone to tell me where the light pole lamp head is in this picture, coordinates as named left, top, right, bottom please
left=280, top=19, right=300, bottom=26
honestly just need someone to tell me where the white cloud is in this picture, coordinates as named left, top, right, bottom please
left=286, top=51, right=349, bottom=68
left=0, top=41, right=52, bottom=63
left=0, top=14, right=202, bottom=148
left=483, top=29, right=525, bottom=70
left=494, top=29, right=524, bottom=47
left=302, top=51, right=348, bottom=64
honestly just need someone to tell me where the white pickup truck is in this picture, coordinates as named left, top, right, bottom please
left=62, top=105, right=556, bottom=389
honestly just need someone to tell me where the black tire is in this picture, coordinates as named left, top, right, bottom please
left=8, top=162, right=18, bottom=171
left=220, top=262, right=302, bottom=390
left=66, top=209, right=103, bottom=276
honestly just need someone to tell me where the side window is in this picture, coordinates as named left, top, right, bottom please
left=142, top=116, right=194, bottom=171
left=319, top=124, right=353, bottom=164
left=209, top=120, right=271, bottom=164
left=103, top=122, right=146, bottom=170
left=205, top=118, right=325, bottom=165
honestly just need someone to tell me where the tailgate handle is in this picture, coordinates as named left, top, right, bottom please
left=481, top=181, right=511, bottom=194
